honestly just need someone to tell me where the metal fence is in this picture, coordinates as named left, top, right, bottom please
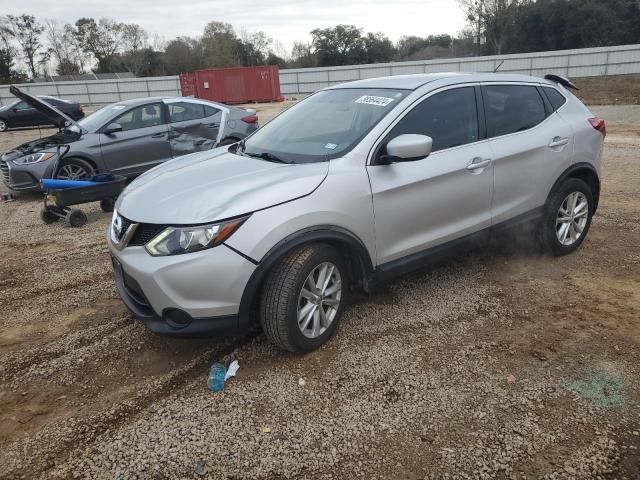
left=280, top=44, right=640, bottom=95
left=1, top=44, right=639, bottom=106
left=0, top=76, right=180, bottom=107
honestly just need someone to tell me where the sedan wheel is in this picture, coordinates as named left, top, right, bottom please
left=0, top=120, right=7, bottom=132
left=56, top=160, right=92, bottom=180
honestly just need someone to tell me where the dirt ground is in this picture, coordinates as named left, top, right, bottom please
left=0, top=104, right=639, bottom=480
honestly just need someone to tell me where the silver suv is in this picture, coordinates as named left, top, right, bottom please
left=108, top=73, right=605, bottom=353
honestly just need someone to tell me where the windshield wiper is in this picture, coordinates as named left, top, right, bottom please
left=244, top=151, right=290, bottom=164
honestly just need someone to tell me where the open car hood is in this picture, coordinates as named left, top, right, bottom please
left=9, top=85, right=82, bottom=130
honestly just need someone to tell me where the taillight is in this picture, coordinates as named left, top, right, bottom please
left=78, top=105, right=84, bottom=113
left=241, top=114, right=258, bottom=124
left=589, top=118, right=606, bottom=137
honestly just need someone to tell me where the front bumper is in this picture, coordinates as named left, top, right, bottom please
left=0, top=155, right=50, bottom=191
left=109, top=240, right=257, bottom=336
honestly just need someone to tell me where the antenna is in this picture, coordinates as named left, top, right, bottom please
left=493, top=60, right=505, bottom=73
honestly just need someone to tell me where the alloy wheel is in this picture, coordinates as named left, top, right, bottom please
left=556, top=191, right=589, bottom=246
left=0, top=120, right=7, bottom=132
left=57, top=163, right=89, bottom=180
left=297, top=262, right=342, bottom=339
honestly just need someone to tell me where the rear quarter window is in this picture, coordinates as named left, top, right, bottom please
left=543, top=87, right=567, bottom=111
left=483, top=85, right=546, bottom=138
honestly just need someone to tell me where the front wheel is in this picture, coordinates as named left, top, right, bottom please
left=260, top=243, right=348, bottom=353
left=538, top=178, right=594, bottom=256
left=55, top=158, right=93, bottom=181
left=0, top=119, right=8, bottom=132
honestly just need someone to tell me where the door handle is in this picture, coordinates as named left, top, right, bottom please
left=549, top=137, right=569, bottom=148
left=467, top=157, right=492, bottom=170
left=207, top=123, right=220, bottom=129
left=151, top=132, right=166, bottom=138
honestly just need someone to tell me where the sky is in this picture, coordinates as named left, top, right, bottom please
left=3, top=0, right=466, bottom=54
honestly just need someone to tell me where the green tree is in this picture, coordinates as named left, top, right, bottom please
left=363, top=33, right=396, bottom=63
left=310, top=25, right=366, bottom=66
left=74, top=18, right=126, bottom=73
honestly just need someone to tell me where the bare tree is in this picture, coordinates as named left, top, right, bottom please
left=457, top=0, right=521, bottom=55
left=45, top=20, right=89, bottom=75
left=4, top=14, right=45, bottom=79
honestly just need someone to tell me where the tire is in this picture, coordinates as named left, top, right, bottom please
left=219, top=138, right=239, bottom=146
left=40, top=208, right=59, bottom=224
left=65, top=208, right=87, bottom=228
left=260, top=243, right=348, bottom=353
left=538, top=178, right=594, bottom=256
left=0, top=119, right=7, bottom=132
left=100, top=198, right=116, bottom=213
left=55, top=158, right=93, bottom=181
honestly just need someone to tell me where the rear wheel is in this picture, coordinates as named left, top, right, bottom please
left=56, top=158, right=93, bottom=181
left=538, top=178, right=594, bottom=256
left=0, top=119, right=7, bottom=132
left=260, top=243, right=348, bottom=353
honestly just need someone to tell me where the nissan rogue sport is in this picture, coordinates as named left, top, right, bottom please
left=108, top=73, right=605, bottom=353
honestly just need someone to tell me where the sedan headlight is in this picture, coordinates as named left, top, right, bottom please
left=13, top=152, right=56, bottom=165
left=145, top=216, right=249, bottom=256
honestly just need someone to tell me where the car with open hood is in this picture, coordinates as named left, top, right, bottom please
left=0, top=86, right=258, bottom=192
left=108, top=72, right=605, bottom=353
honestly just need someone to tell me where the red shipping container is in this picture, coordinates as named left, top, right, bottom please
left=179, top=65, right=283, bottom=104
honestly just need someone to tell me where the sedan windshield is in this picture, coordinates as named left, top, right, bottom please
left=74, top=104, right=129, bottom=132
left=241, top=88, right=409, bottom=164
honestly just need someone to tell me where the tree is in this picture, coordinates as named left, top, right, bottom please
left=290, top=41, right=315, bottom=67
left=162, top=36, right=204, bottom=74
left=201, top=21, right=239, bottom=67
left=46, top=21, right=88, bottom=75
left=363, top=33, right=396, bottom=63
left=0, top=20, right=26, bottom=83
left=4, top=14, right=45, bottom=79
left=265, top=52, right=287, bottom=68
left=74, top=18, right=126, bottom=72
left=311, top=25, right=366, bottom=66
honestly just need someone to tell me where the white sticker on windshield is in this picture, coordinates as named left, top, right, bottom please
left=355, top=95, right=395, bottom=107
left=324, top=143, right=337, bottom=150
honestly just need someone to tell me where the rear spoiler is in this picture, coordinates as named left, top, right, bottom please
left=544, top=74, right=579, bottom=91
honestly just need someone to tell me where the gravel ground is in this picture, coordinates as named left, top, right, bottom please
left=0, top=104, right=639, bottom=480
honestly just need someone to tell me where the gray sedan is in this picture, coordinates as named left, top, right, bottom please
left=0, top=89, right=259, bottom=191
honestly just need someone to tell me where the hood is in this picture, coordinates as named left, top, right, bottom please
left=1, top=130, right=82, bottom=161
left=9, top=85, right=81, bottom=130
left=116, top=148, right=329, bottom=224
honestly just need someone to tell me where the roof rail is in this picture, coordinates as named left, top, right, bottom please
left=544, top=74, right=579, bottom=91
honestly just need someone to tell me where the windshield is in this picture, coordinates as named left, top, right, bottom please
left=241, top=88, right=409, bottom=163
left=75, top=104, right=129, bottom=132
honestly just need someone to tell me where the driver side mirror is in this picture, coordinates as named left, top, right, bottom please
left=104, top=123, right=123, bottom=135
left=380, top=134, right=432, bottom=164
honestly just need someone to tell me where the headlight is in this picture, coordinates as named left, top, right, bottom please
left=145, top=216, right=249, bottom=256
left=13, top=152, right=56, bottom=165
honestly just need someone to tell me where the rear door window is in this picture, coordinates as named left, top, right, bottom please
left=542, top=87, right=567, bottom=111
left=483, top=85, right=546, bottom=138
left=169, top=102, right=206, bottom=123
left=386, top=86, right=479, bottom=152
